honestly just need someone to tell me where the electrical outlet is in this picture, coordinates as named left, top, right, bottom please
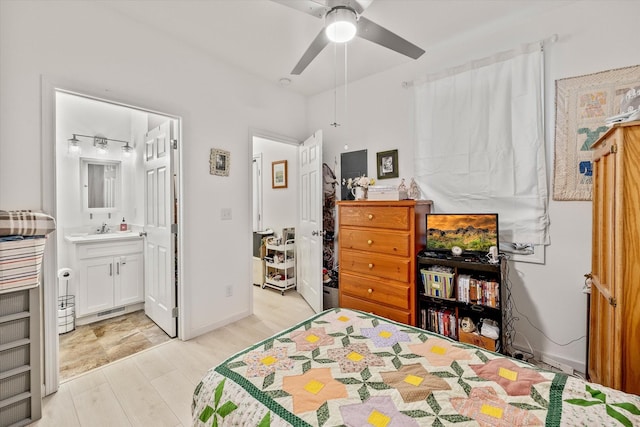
left=225, top=285, right=233, bottom=297
left=221, top=208, right=232, bottom=220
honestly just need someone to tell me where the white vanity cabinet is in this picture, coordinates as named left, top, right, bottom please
left=72, top=238, right=144, bottom=318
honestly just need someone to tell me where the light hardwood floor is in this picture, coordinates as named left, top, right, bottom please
left=33, top=288, right=314, bottom=427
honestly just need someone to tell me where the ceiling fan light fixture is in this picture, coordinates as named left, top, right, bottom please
left=325, top=7, right=357, bottom=43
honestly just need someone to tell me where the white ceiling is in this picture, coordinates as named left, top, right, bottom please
left=102, top=0, right=569, bottom=97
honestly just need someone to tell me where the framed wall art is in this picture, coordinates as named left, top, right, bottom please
left=210, top=148, right=230, bottom=176
left=272, top=160, right=288, bottom=189
left=376, top=149, right=398, bottom=179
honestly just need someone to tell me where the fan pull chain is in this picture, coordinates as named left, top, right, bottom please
left=330, top=41, right=340, bottom=128
left=344, top=42, right=348, bottom=129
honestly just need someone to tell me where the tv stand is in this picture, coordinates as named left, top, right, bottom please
left=417, top=254, right=504, bottom=353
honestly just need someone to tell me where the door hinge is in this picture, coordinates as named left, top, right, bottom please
left=610, top=144, right=617, bottom=153
left=171, top=307, right=179, bottom=317
left=609, top=297, right=617, bottom=307
left=172, top=139, right=178, bottom=150
left=171, top=223, right=178, bottom=234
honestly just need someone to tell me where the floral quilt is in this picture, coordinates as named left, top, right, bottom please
left=192, top=309, right=640, bottom=426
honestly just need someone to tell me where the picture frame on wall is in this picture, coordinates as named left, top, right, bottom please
left=272, top=160, right=288, bottom=189
left=376, top=149, right=398, bottom=179
left=210, top=148, right=230, bottom=176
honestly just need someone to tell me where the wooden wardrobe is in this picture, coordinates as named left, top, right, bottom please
left=588, top=121, right=640, bottom=394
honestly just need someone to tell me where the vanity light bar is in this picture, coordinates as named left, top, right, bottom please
left=67, top=133, right=133, bottom=154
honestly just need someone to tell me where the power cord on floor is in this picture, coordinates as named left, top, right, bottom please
left=501, top=255, right=585, bottom=361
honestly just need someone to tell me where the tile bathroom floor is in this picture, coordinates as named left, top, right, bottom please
left=59, top=310, right=172, bottom=381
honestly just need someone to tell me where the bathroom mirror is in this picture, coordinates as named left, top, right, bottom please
left=80, top=158, right=121, bottom=212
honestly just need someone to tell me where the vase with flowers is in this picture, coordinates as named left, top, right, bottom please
left=343, top=175, right=375, bottom=200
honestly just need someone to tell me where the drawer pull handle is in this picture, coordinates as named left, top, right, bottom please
left=368, top=263, right=374, bottom=269
left=368, top=288, right=373, bottom=294
left=367, top=239, right=373, bottom=245
left=368, top=214, right=373, bottom=220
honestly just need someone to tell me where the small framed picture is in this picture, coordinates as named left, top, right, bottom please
left=210, top=148, right=230, bottom=176
left=376, top=149, right=398, bottom=179
left=282, top=227, right=295, bottom=243
left=272, top=160, right=288, bottom=189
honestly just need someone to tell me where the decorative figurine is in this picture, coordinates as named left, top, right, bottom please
left=408, top=177, right=421, bottom=200
left=398, top=178, right=408, bottom=192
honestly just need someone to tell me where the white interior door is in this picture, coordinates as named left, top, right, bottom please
left=297, top=130, right=323, bottom=313
left=144, top=120, right=177, bottom=337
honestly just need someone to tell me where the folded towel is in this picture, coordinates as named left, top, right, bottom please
left=0, top=210, right=56, bottom=237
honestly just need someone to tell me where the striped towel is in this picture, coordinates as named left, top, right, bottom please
left=0, top=237, right=47, bottom=293
left=0, top=210, right=56, bottom=237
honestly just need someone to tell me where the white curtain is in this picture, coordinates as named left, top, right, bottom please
left=414, top=42, right=549, bottom=246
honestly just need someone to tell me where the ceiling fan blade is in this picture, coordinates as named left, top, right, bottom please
left=271, top=0, right=329, bottom=19
left=357, top=16, right=425, bottom=60
left=291, top=28, right=331, bottom=75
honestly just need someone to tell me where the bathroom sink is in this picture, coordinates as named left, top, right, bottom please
left=65, top=230, right=141, bottom=243
left=92, top=229, right=134, bottom=235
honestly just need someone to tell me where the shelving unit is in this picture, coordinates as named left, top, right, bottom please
left=263, top=239, right=296, bottom=295
left=417, top=255, right=504, bottom=353
left=0, top=287, right=42, bottom=427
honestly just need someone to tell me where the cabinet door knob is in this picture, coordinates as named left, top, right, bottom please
left=368, top=214, right=373, bottom=220
left=367, top=288, right=373, bottom=294
left=367, top=239, right=373, bottom=245
left=368, top=263, right=374, bottom=269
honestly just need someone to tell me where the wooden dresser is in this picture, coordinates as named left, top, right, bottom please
left=588, top=121, right=640, bottom=394
left=337, top=200, right=432, bottom=326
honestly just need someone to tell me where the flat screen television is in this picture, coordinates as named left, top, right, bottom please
left=426, top=213, right=499, bottom=256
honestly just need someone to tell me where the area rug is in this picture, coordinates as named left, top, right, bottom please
left=553, top=64, right=640, bottom=201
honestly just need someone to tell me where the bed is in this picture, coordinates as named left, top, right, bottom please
left=192, top=308, right=640, bottom=426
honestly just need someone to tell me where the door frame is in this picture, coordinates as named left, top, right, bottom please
left=40, top=76, right=185, bottom=395
left=252, top=153, right=263, bottom=232
left=248, top=128, right=300, bottom=310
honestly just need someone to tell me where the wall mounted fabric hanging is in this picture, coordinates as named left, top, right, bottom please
left=553, top=64, right=640, bottom=201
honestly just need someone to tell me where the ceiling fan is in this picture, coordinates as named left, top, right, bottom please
left=272, top=0, right=426, bottom=75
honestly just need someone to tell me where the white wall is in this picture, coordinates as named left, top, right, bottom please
left=309, top=1, right=640, bottom=372
left=0, top=1, right=307, bottom=340
left=253, top=137, right=298, bottom=238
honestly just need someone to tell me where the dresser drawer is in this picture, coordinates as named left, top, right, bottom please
left=340, top=294, right=410, bottom=324
left=339, top=229, right=410, bottom=257
left=340, top=272, right=410, bottom=310
left=340, top=206, right=410, bottom=230
left=340, top=250, right=410, bottom=282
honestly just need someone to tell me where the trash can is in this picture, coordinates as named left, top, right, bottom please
left=253, top=230, right=273, bottom=257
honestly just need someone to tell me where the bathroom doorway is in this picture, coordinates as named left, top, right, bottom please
left=47, top=88, right=182, bottom=385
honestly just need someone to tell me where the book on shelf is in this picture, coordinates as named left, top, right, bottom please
left=422, top=307, right=457, bottom=340
left=456, top=274, right=500, bottom=308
